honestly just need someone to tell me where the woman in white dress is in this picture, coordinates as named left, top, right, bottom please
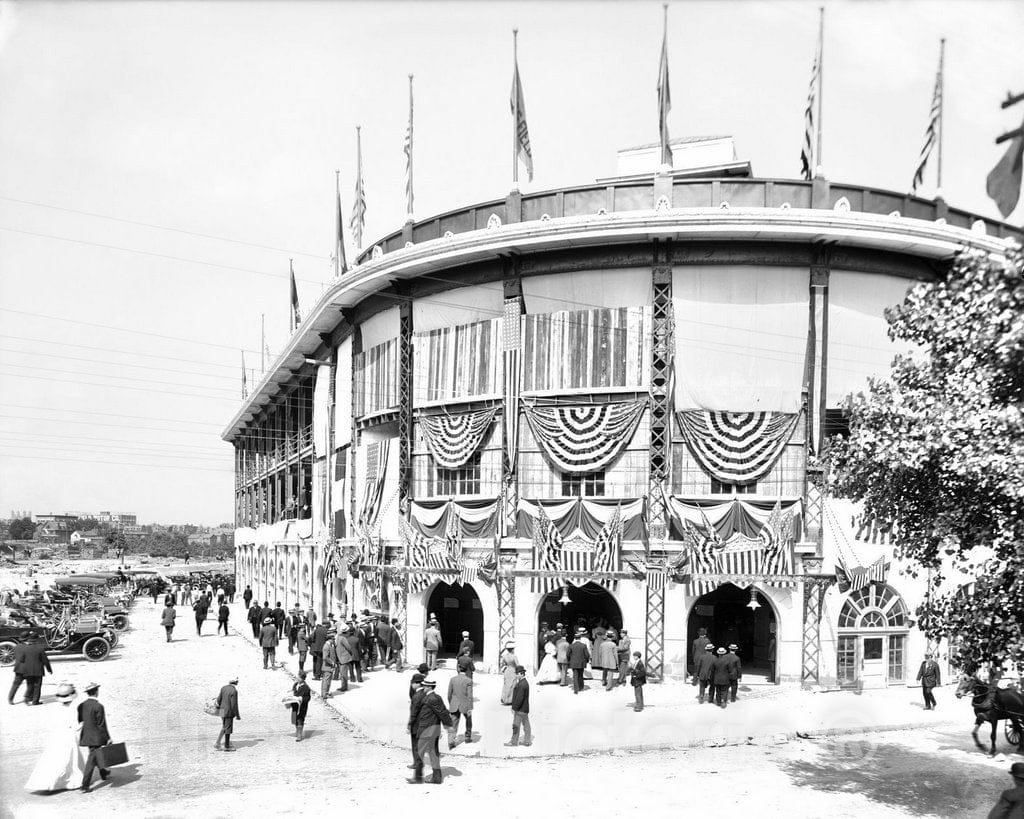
left=25, top=682, right=86, bottom=792
left=535, top=639, right=561, bottom=685
left=500, top=642, right=519, bottom=704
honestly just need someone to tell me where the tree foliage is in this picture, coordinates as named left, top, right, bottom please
left=825, top=248, right=1024, bottom=673
left=9, top=517, right=37, bottom=540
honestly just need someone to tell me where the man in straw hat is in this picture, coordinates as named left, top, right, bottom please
left=214, top=675, right=240, bottom=752
left=78, top=681, right=111, bottom=792
left=259, top=617, right=278, bottom=670
left=987, top=762, right=1024, bottom=818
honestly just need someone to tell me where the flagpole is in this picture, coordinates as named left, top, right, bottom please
left=406, top=74, right=414, bottom=221
left=260, top=313, right=265, bottom=373
left=512, top=28, right=519, bottom=190
left=661, top=3, right=670, bottom=172
left=815, top=6, right=824, bottom=178
left=354, top=125, right=363, bottom=249
left=334, top=171, right=341, bottom=278
left=936, top=37, right=946, bottom=196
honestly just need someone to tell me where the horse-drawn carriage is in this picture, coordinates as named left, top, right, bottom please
left=956, top=674, right=1024, bottom=755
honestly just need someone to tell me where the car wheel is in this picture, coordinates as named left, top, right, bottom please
left=111, top=614, right=129, bottom=632
left=0, top=641, right=17, bottom=666
left=82, top=636, right=111, bottom=662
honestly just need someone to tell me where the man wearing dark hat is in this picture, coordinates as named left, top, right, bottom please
left=916, top=652, right=942, bottom=710
left=409, top=676, right=453, bottom=784
left=407, top=672, right=427, bottom=775
left=726, top=644, right=742, bottom=702
left=696, top=642, right=716, bottom=704
left=321, top=630, right=338, bottom=698
left=78, top=682, right=111, bottom=791
left=259, top=617, right=279, bottom=670
left=710, top=647, right=732, bottom=708
left=193, top=593, right=210, bottom=636
left=376, top=616, right=394, bottom=669
left=456, top=646, right=475, bottom=678
left=10, top=633, right=52, bottom=706
left=247, top=601, right=262, bottom=639
left=568, top=630, right=590, bottom=694
left=310, top=620, right=328, bottom=680
left=505, top=666, right=532, bottom=747
left=214, top=675, right=240, bottom=752
left=988, top=762, right=1024, bottom=818
left=691, top=627, right=710, bottom=685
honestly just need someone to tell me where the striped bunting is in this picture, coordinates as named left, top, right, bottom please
left=354, top=339, right=399, bottom=418
left=837, top=554, right=890, bottom=593
left=911, top=47, right=943, bottom=195
left=399, top=517, right=433, bottom=594
left=524, top=400, right=646, bottom=473
left=758, top=501, right=796, bottom=587
left=675, top=411, right=799, bottom=484
left=503, top=298, right=523, bottom=474
left=531, top=504, right=563, bottom=594
left=646, top=565, right=667, bottom=593
left=413, top=319, right=500, bottom=406
left=420, top=407, right=497, bottom=469
left=359, top=440, right=390, bottom=529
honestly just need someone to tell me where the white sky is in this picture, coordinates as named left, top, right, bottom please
left=0, top=0, right=1021, bottom=526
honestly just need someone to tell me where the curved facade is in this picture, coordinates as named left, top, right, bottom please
left=224, top=173, right=1018, bottom=686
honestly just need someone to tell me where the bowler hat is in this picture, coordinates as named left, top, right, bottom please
left=411, top=673, right=425, bottom=685
left=1012, top=762, right=1024, bottom=778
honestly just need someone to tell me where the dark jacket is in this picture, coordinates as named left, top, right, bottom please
left=243, top=588, right=253, bottom=604
left=247, top=605, right=262, bottom=624
left=408, top=688, right=427, bottom=734
left=414, top=691, right=454, bottom=733
left=260, top=605, right=273, bottom=623
left=457, top=653, right=475, bottom=676
left=13, top=642, right=52, bottom=677
left=344, top=632, right=361, bottom=660
left=259, top=623, right=278, bottom=648
left=310, top=624, right=328, bottom=653
left=218, top=604, right=230, bottom=622
left=77, top=697, right=110, bottom=747
left=710, top=654, right=733, bottom=685
left=692, top=635, right=710, bottom=666
left=292, top=680, right=311, bottom=720
left=272, top=607, right=286, bottom=629
left=376, top=621, right=394, bottom=645
left=459, top=638, right=475, bottom=656
left=568, top=640, right=590, bottom=669
left=630, top=658, right=647, bottom=686
left=696, top=651, right=716, bottom=681
left=917, top=660, right=941, bottom=688
left=390, top=628, right=404, bottom=651
left=216, top=683, right=240, bottom=719
left=987, top=783, right=1024, bottom=819
left=725, top=652, right=742, bottom=680
left=193, top=599, right=209, bottom=618
left=510, top=677, right=530, bottom=714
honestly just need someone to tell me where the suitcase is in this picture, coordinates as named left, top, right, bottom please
left=97, top=742, right=129, bottom=767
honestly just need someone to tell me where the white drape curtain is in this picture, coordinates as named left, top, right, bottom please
left=522, top=269, right=652, bottom=314
left=412, top=283, right=503, bottom=331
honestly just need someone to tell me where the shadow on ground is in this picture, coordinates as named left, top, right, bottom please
left=779, top=740, right=996, bottom=818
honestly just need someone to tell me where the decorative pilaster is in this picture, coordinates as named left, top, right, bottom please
left=800, top=556, right=827, bottom=687
left=497, top=553, right=517, bottom=665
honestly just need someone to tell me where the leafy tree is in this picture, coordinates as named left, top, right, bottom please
left=70, top=516, right=100, bottom=533
left=825, top=248, right=1024, bottom=673
left=9, top=517, right=36, bottom=540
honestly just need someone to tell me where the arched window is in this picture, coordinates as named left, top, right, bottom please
left=837, top=584, right=910, bottom=687
left=838, top=584, right=909, bottom=629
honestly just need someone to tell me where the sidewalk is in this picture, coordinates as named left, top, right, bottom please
left=248, top=615, right=957, bottom=759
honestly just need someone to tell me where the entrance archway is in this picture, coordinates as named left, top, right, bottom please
left=537, top=583, right=622, bottom=664
left=687, top=583, right=777, bottom=682
left=425, top=582, right=483, bottom=661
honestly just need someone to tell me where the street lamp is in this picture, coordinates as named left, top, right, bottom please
left=558, top=585, right=571, bottom=606
left=746, top=587, right=761, bottom=610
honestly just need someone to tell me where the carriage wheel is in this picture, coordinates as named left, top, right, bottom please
left=82, top=636, right=111, bottom=662
left=1006, top=722, right=1022, bottom=747
left=0, top=641, right=16, bottom=666
left=111, top=614, right=129, bottom=632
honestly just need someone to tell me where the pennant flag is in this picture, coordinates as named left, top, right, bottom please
left=404, top=74, right=414, bottom=217
left=350, top=126, right=366, bottom=251
left=289, top=260, right=301, bottom=331
left=510, top=30, right=534, bottom=183
left=911, top=41, right=944, bottom=195
left=334, top=171, right=348, bottom=277
left=657, top=6, right=672, bottom=168
left=241, top=350, right=247, bottom=399
left=530, top=504, right=563, bottom=594
left=800, top=8, right=823, bottom=180
left=987, top=116, right=1024, bottom=217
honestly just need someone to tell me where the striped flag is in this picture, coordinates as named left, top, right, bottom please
left=461, top=560, right=477, bottom=586
left=350, top=126, right=366, bottom=250
left=646, top=564, right=667, bottom=592
left=503, top=298, right=522, bottom=474
left=593, top=505, right=621, bottom=576
left=334, top=171, right=348, bottom=278
left=867, top=555, right=890, bottom=585
left=758, top=501, right=795, bottom=585
left=657, top=6, right=672, bottom=168
left=911, top=42, right=944, bottom=195
left=289, top=260, right=301, bottom=330
left=445, top=504, right=462, bottom=561
left=511, top=30, right=534, bottom=183
left=400, top=517, right=435, bottom=594
left=799, top=31, right=821, bottom=180
left=404, top=74, right=414, bottom=217
left=530, top=504, right=562, bottom=594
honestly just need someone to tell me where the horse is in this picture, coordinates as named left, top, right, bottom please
left=955, top=675, right=1024, bottom=756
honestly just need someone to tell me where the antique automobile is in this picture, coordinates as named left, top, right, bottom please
left=50, top=576, right=131, bottom=631
left=0, top=607, right=117, bottom=665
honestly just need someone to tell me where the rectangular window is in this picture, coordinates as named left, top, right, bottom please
left=432, top=453, right=482, bottom=496
left=824, top=408, right=851, bottom=441
left=560, top=471, right=605, bottom=497
left=710, top=479, right=756, bottom=494
left=837, top=636, right=857, bottom=685
left=888, top=635, right=906, bottom=682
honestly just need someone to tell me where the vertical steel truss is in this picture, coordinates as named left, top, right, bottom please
left=497, top=556, right=517, bottom=666
left=645, top=256, right=673, bottom=682
left=399, top=300, right=413, bottom=512
left=801, top=582, right=826, bottom=686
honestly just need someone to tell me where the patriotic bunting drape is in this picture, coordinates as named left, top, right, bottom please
left=399, top=516, right=466, bottom=593
left=359, top=440, right=390, bottom=529
left=668, top=497, right=802, bottom=542
left=410, top=498, right=500, bottom=540
left=503, top=298, right=523, bottom=475
left=524, top=400, right=646, bottom=474
left=419, top=407, right=498, bottom=469
left=675, top=411, right=800, bottom=485
left=531, top=505, right=563, bottom=594
left=516, top=497, right=646, bottom=541
left=835, top=554, right=890, bottom=593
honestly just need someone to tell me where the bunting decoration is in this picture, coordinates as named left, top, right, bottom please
left=675, top=410, right=800, bottom=485
left=358, top=440, right=390, bottom=529
left=592, top=504, right=622, bottom=577
left=757, top=501, right=796, bottom=587
left=322, top=541, right=340, bottom=579
left=419, top=407, right=498, bottom=469
left=399, top=517, right=433, bottom=594
left=516, top=497, right=646, bottom=542
left=476, top=551, right=498, bottom=586
left=343, top=539, right=362, bottom=578
left=411, top=498, right=500, bottom=540
left=524, top=400, right=647, bottom=473
left=836, top=554, right=890, bottom=593
left=460, top=560, right=478, bottom=586
left=530, top=504, right=562, bottom=594
left=646, top=564, right=668, bottom=593
left=503, top=298, right=522, bottom=474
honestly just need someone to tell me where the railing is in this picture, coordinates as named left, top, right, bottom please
left=356, top=176, right=1021, bottom=265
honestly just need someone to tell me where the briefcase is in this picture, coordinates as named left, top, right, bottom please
left=97, top=742, right=129, bottom=767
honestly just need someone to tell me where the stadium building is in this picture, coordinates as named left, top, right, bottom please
left=224, top=138, right=1021, bottom=687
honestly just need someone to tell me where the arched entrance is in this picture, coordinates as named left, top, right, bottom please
left=837, top=583, right=909, bottom=689
left=687, top=584, right=778, bottom=682
left=425, top=582, right=483, bottom=660
left=537, top=583, right=622, bottom=664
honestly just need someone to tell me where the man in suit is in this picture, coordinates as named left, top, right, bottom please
left=555, top=632, right=570, bottom=686
left=193, top=595, right=209, bottom=636
left=616, top=629, right=632, bottom=687
left=447, top=667, right=474, bottom=745
left=242, top=585, right=253, bottom=609
left=11, top=635, right=52, bottom=706
left=259, top=617, right=278, bottom=669
left=710, top=647, right=732, bottom=708
left=459, top=630, right=475, bottom=657
left=456, top=647, right=474, bottom=679
left=334, top=627, right=354, bottom=692
left=630, top=651, right=647, bottom=712
left=247, top=602, right=262, bottom=639
left=726, top=643, right=743, bottom=702
left=916, top=652, right=942, bottom=710
left=214, top=675, right=240, bottom=751
left=696, top=642, right=716, bottom=704
left=988, top=761, right=1024, bottom=819
left=321, top=631, right=338, bottom=698
left=407, top=674, right=428, bottom=782
left=423, top=619, right=442, bottom=670
left=389, top=618, right=404, bottom=672
left=78, top=681, right=111, bottom=791
left=217, top=601, right=230, bottom=636
left=568, top=630, right=590, bottom=694
left=345, top=625, right=363, bottom=683
left=310, top=621, right=328, bottom=680
left=272, top=602, right=286, bottom=644
left=505, top=666, right=532, bottom=747
left=691, top=627, right=710, bottom=685
left=376, top=616, right=394, bottom=669
left=410, top=677, right=453, bottom=785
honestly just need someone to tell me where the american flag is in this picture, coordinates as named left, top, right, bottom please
left=289, top=260, right=301, bottom=330
left=656, top=6, right=671, bottom=168
left=800, top=14, right=822, bottom=181
left=510, top=34, right=534, bottom=182
left=349, top=126, right=366, bottom=250
left=399, top=517, right=433, bottom=594
left=404, top=74, right=414, bottom=216
left=758, top=502, right=795, bottom=586
left=530, top=504, right=562, bottom=594
left=593, top=505, right=621, bottom=575
left=460, top=560, right=477, bottom=586
left=646, top=564, right=667, bottom=592
left=911, top=42, right=944, bottom=195
left=445, top=505, right=462, bottom=561
left=334, top=170, right=347, bottom=278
